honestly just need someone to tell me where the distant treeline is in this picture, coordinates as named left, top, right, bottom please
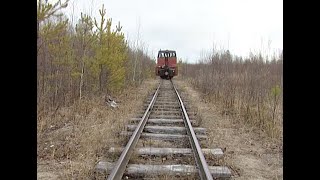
left=179, top=50, right=283, bottom=138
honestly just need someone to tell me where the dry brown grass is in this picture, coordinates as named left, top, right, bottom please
left=179, top=52, right=283, bottom=140
left=174, top=78, right=283, bottom=179
left=37, top=79, right=158, bottom=179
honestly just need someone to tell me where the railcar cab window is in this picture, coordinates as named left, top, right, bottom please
left=158, top=51, right=176, bottom=58
left=158, top=52, right=164, bottom=58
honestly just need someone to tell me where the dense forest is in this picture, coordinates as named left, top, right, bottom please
left=37, top=0, right=155, bottom=114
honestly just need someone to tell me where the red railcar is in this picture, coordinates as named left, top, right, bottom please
left=155, top=50, right=178, bottom=79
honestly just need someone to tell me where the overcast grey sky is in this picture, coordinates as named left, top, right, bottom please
left=61, top=0, right=283, bottom=62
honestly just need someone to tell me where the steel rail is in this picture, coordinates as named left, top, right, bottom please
left=107, top=81, right=162, bottom=180
left=171, top=80, right=213, bottom=180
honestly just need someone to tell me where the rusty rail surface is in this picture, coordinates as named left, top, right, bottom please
left=172, top=79, right=213, bottom=180
left=107, top=81, right=162, bottom=180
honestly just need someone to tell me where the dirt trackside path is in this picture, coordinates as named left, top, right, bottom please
left=37, top=79, right=159, bottom=179
left=174, top=79, right=283, bottom=180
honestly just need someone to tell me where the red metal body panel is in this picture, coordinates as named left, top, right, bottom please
left=157, top=58, right=166, bottom=67
left=157, top=57, right=177, bottom=67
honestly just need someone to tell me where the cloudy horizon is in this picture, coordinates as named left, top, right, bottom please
left=59, top=0, right=283, bottom=62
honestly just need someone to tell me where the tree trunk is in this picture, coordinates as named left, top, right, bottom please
left=99, top=64, right=103, bottom=92
left=79, top=55, right=85, bottom=100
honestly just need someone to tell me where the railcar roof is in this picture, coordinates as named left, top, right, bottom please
left=158, top=50, right=176, bottom=53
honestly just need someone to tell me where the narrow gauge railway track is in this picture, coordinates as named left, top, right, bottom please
left=96, top=80, right=231, bottom=179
